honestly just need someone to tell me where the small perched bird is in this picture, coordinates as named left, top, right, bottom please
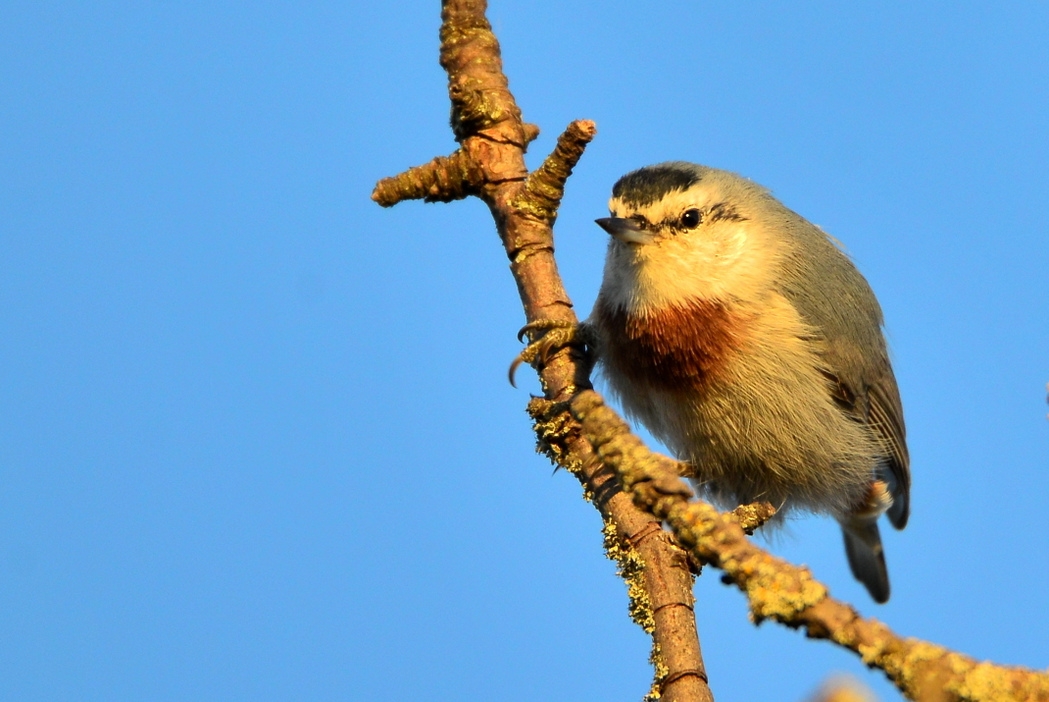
left=590, top=162, right=910, bottom=603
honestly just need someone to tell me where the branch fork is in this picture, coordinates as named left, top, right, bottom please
left=372, top=1, right=1049, bottom=700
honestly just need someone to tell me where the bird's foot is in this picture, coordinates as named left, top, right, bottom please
left=509, top=319, right=596, bottom=387
left=849, top=479, right=893, bottom=521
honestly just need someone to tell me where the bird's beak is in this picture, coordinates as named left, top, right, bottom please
left=595, top=217, right=655, bottom=245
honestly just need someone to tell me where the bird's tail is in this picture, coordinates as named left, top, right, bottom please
left=841, top=518, right=890, bottom=603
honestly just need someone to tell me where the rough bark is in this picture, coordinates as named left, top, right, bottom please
left=371, top=2, right=1049, bottom=701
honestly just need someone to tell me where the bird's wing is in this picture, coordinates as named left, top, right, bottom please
left=774, top=214, right=911, bottom=529
left=865, top=366, right=910, bottom=528
left=821, top=351, right=910, bottom=530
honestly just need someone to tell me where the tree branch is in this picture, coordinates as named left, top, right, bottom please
left=371, top=149, right=484, bottom=207
left=569, top=390, right=1049, bottom=702
left=372, top=2, right=1049, bottom=700
left=372, top=1, right=711, bottom=700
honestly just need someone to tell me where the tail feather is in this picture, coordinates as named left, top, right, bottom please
left=841, top=519, right=890, bottom=603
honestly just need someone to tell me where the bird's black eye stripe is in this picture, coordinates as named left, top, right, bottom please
left=680, top=208, right=702, bottom=229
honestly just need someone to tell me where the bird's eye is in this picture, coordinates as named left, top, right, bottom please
left=680, top=209, right=702, bottom=229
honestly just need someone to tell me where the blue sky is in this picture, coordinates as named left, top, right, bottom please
left=2, top=2, right=1047, bottom=700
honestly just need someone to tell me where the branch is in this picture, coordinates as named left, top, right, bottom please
left=374, top=2, right=1049, bottom=700
left=371, top=149, right=484, bottom=207
left=569, top=390, right=1049, bottom=702
left=372, top=1, right=711, bottom=700
left=514, top=119, right=596, bottom=224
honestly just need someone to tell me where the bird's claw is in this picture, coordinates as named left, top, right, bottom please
left=509, top=319, right=594, bottom=387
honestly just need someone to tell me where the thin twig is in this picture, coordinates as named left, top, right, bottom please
left=371, top=149, right=484, bottom=207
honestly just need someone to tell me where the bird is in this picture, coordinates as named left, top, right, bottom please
left=588, top=161, right=910, bottom=603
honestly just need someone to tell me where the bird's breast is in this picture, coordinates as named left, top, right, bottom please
left=595, top=297, right=754, bottom=390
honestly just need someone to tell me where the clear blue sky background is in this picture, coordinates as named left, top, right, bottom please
left=2, top=2, right=1047, bottom=701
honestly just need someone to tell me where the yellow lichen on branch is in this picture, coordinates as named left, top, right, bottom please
left=439, top=4, right=521, bottom=143
left=371, top=2, right=714, bottom=700
left=371, top=1, right=1049, bottom=699
left=730, top=502, right=778, bottom=534
left=515, top=119, right=597, bottom=224
left=371, top=149, right=484, bottom=207
left=526, top=395, right=711, bottom=702
left=569, top=389, right=1049, bottom=702
left=372, top=0, right=1049, bottom=698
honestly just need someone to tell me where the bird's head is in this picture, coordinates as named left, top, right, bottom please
left=596, top=162, right=782, bottom=314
